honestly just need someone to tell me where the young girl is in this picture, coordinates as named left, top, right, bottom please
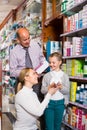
left=41, top=52, right=70, bottom=130
left=13, top=68, right=58, bottom=130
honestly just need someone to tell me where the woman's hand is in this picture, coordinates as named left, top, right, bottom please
left=48, top=83, right=58, bottom=95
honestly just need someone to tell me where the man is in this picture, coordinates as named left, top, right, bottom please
left=10, top=27, right=46, bottom=97
left=10, top=27, right=46, bottom=78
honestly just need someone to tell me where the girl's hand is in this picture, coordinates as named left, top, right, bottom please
left=56, top=82, right=62, bottom=90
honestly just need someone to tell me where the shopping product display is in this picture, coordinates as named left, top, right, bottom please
left=61, top=0, right=87, bottom=129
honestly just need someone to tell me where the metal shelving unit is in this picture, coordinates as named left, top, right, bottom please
left=69, top=101, right=87, bottom=109
left=62, top=54, right=87, bottom=59
left=60, top=26, right=87, bottom=37
left=61, top=0, right=87, bottom=129
left=62, top=120, right=78, bottom=130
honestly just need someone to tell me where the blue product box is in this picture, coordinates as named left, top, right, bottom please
left=78, top=20, right=82, bottom=29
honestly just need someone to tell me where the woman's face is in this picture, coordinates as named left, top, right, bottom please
left=25, top=69, right=39, bottom=85
left=49, top=56, right=62, bottom=71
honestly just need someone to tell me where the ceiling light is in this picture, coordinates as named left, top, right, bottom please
left=2, top=0, right=9, bottom=4
left=35, top=0, right=41, bottom=3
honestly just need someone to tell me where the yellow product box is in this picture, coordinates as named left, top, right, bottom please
left=72, top=59, right=75, bottom=76
left=70, top=82, right=77, bottom=102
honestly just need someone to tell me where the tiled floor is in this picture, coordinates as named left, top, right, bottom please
left=2, top=114, right=13, bottom=130
left=2, top=95, right=16, bottom=130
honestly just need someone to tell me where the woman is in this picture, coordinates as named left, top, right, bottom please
left=13, top=68, right=58, bottom=130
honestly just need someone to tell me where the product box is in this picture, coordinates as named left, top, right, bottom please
left=70, top=81, right=77, bottom=102
left=35, top=60, right=49, bottom=74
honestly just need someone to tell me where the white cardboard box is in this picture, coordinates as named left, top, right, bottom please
left=35, top=61, right=49, bottom=74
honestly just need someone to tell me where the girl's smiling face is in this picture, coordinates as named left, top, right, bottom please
left=49, top=56, right=62, bottom=71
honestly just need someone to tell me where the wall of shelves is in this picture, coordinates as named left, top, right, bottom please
left=61, top=0, right=87, bottom=129
left=42, top=2, right=87, bottom=129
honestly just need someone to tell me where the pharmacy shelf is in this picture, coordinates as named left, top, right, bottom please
left=69, top=76, right=87, bottom=82
left=60, top=26, right=87, bottom=37
left=62, top=120, right=78, bottom=130
left=62, top=0, right=87, bottom=16
left=69, top=101, right=87, bottom=109
left=61, top=1, right=87, bottom=129
left=62, top=55, right=87, bottom=59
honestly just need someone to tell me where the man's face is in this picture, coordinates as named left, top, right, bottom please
left=18, top=30, right=30, bottom=47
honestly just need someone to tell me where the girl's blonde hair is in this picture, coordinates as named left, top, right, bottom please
left=17, top=68, right=31, bottom=92
left=49, top=52, right=62, bottom=61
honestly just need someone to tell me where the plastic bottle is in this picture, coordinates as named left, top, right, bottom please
left=83, top=84, right=87, bottom=105
left=76, top=86, right=80, bottom=103
left=83, top=58, right=87, bottom=77
left=79, top=84, right=84, bottom=104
